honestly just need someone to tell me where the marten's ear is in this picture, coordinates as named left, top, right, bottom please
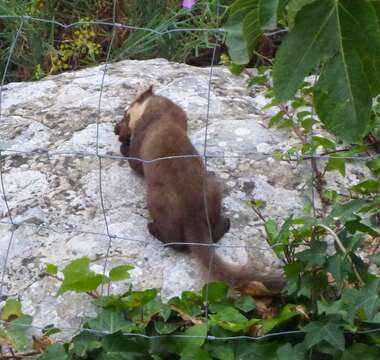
left=136, top=85, right=154, bottom=103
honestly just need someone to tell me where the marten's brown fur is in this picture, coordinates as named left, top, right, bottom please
left=115, top=86, right=284, bottom=291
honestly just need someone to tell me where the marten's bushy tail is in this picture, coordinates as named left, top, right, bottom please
left=184, top=221, right=285, bottom=292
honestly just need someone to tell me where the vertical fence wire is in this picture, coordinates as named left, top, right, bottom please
left=0, top=20, right=25, bottom=300
left=96, top=0, right=118, bottom=295
left=203, top=0, right=221, bottom=325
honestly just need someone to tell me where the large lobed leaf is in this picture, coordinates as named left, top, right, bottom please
left=273, top=0, right=380, bottom=142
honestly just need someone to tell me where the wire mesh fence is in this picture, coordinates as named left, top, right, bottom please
left=0, top=0, right=380, bottom=349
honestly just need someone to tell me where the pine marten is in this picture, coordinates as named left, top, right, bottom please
left=114, top=86, right=284, bottom=291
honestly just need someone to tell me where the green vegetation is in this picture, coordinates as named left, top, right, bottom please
left=1, top=0, right=380, bottom=358
left=0, top=0, right=231, bottom=82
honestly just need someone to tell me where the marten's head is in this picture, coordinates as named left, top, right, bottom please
left=114, top=85, right=154, bottom=144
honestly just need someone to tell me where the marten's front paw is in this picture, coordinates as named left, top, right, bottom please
left=120, top=143, right=130, bottom=157
left=114, top=122, right=122, bottom=136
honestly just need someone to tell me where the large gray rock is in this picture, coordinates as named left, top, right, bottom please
left=0, top=59, right=364, bottom=336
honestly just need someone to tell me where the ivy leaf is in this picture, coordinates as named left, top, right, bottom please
left=296, top=240, right=327, bottom=268
left=72, top=332, right=102, bottom=357
left=234, top=296, right=255, bottom=313
left=235, top=341, right=280, bottom=359
left=176, top=323, right=207, bottom=355
left=7, top=315, right=33, bottom=352
left=88, top=309, right=134, bottom=334
left=326, top=254, right=347, bottom=288
left=38, top=344, right=68, bottom=360
left=208, top=343, right=234, bottom=360
left=154, top=321, right=182, bottom=335
left=202, top=282, right=228, bottom=303
left=209, top=306, right=259, bottom=332
left=303, top=321, right=345, bottom=351
left=325, top=199, right=367, bottom=225
left=261, top=304, right=300, bottom=334
left=57, top=257, right=103, bottom=295
left=345, top=281, right=380, bottom=321
left=341, top=343, right=380, bottom=360
left=182, top=348, right=211, bottom=360
left=101, top=332, right=148, bottom=358
left=1, top=299, right=23, bottom=321
left=121, top=289, right=157, bottom=309
left=276, top=342, right=307, bottom=360
left=109, top=265, right=133, bottom=282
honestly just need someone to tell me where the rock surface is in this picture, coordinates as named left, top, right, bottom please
left=0, top=59, right=365, bottom=336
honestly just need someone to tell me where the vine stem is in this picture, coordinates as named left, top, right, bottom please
left=318, top=223, right=364, bottom=286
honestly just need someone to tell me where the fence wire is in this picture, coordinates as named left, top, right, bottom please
left=0, top=8, right=380, bottom=352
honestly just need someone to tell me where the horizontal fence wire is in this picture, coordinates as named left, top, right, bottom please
left=0, top=11, right=379, bottom=350
left=0, top=148, right=378, bottom=162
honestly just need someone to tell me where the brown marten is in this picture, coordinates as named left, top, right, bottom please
left=114, top=86, right=285, bottom=291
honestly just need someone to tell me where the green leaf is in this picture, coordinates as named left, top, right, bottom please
left=351, top=179, right=380, bottom=194
left=273, top=0, right=337, bottom=100
left=369, top=253, right=380, bottom=266
left=45, top=263, right=58, bottom=276
left=182, top=348, right=211, bottom=360
left=109, top=265, right=133, bottom=282
left=1, top=299, right=23, bottom=320
left=325, top=199, right=367, bottom=225
left=88, top=309, right=134, bottom=334
left=41, top=324, right=61, bottom=337
left=277, top=343, right=307, bottom=360
left=176, top=323, right=207, bottom=355
left=7, top=315, right=33, bottom=352
left=341, top=343, right=380, bottom=360
left=57, top=257, right=103, bottom=295
left=208, top=343, right=235, bottom=360
left=296, top=240, right=327, bottom=268
left=236, top=342, right=280, bottom=359
left=209, top=306, right=259, bottom=332
left=303, top=321, right=345, bottom=351
left=261, top=304, right=300, bottom=333
left=366, top=156, right=380, bottom=173
left=326, top=254, right=347, bottom=288
left=202, top=282, right=228, bottom=303
left=72, top=332, right=102, bottom=357
left=343, top=281, right=380, bottom=321
left=154, top=321, right=182, bottom=335
left=258, top=0, right=279, bottom=30
left=101, top=332, right=148, bottom=358
left=121, top=289, right=157, bottom=308
left=314, top=50, right=372, bottom=143
left=345, top=220, right=380, bottom=237
left=234, top=296, right=255, bottom=312
left=286, top=0, right=317, bottom=29
left=325, top=158, right=346, bottom=176
left=264, top=219, right=278, bottom=242
left=225, top=0, right=261, bottom=64
left=38, top=344, right=68, bottom=360
left=313, top=0, right=379, bottom=142
left=312, top=136, right=336, bottom=151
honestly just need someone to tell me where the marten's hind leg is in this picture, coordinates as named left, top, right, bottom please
left=147, top=190, right=188, bottom=251
left=206, top=176, right=230, bottom=243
